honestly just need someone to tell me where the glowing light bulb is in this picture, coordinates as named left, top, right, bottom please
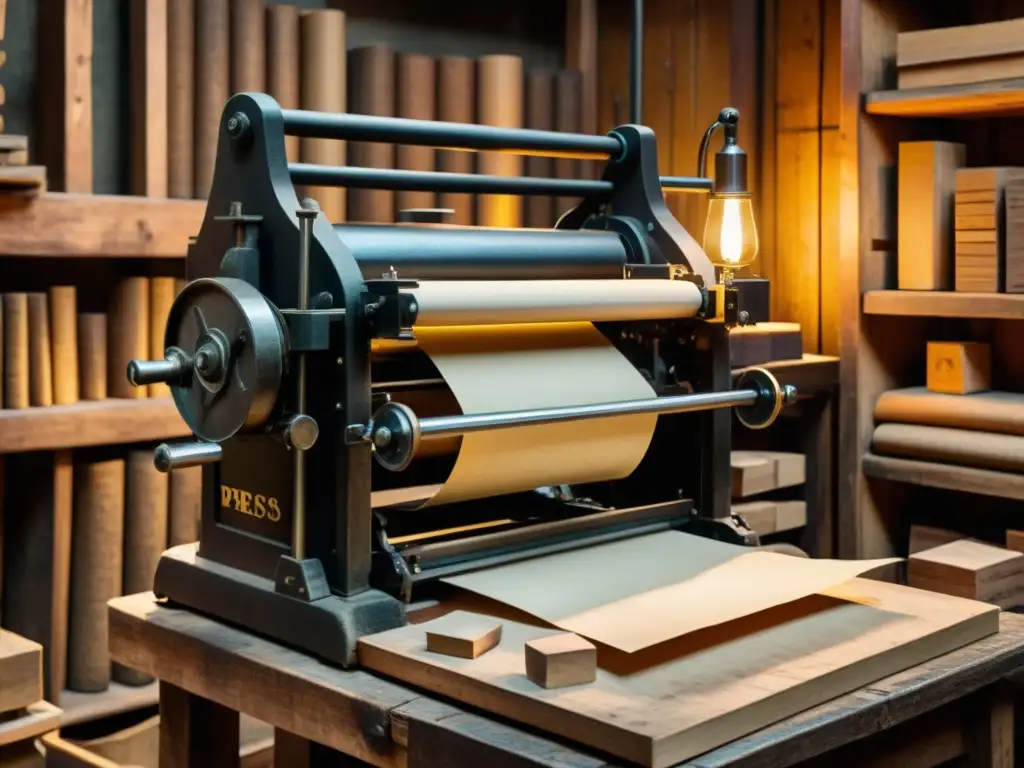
left=702, top=193, right=759, bottom=284
left=720, top=197, right=743, bottom=265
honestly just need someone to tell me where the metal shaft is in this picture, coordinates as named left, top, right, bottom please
left=292, top=206, right=317, bottom=561
left=630, top=0, right=644, bottom=124
left=416, top=388, right=758, bottom=442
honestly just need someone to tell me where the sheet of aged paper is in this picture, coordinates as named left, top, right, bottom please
left=444, top=530, right=901, bottom=652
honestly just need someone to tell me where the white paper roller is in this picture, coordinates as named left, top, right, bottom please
left=409, top=279, right=704, bottom=327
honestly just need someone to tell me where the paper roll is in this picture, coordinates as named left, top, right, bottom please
left=347, top=45, right=395, bottom=223
left=409, top=279, right=704, bottom=326
left=477, top=56, right=523, bottom=228
left=395, top=52, right=436, bottom=213
left=194, top=0, right=230, bottom=199
left=437, top=56, right=475, bottom=225
left=266, top=4, right=301, bottom=161
left=167, top=0, right=195, bottom=199
left=412, top=322, right=657, bottom=507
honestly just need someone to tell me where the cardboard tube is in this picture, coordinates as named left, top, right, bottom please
left=554, top=70, right=583, bottom=218
left=148, top=277, right=177, bottom=398
left=266, top=4, right=301, bottom=160
left=299, top=9, right=346, bottom=223
left=525, top=71, right=555, bottom=228
left=107, top=278, right=150, bottom=400
left=395, top=52, right=436, bottom=213
left=27, top=293, right=53, bottom=407
left=348, top=45, right=395, bottom=223
left=168, top=0, right=194, bottom=198
left=437, top=56, right=475, bottom=226
left=78, top=313, right=108, bottom=400
left=410, top=279, right=704, bottom=326
left=874, top=423, right=1024, bottom=472
left=477, top=55, right=524, bottom=228
left=194, top=0, right=230, bottom=199
left=50, top=286, right=79, bottom=405
left=4, top=293, right=29, bottom=409
left=230, top=0, right=265, bottom=93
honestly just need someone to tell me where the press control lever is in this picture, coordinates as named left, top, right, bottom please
left=127, top=348, right=190, bottom=388
left=154, top=441, right=223, bottom=473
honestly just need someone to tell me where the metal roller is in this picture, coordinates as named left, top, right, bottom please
left=335, top=224, right=628, bottom=281
left=408, top=279, right=706, bottom=327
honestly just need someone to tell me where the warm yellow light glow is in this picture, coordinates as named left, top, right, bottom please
left=702, top=193, right=759, bottom=282
left=720, top=198, right=743, bottom=264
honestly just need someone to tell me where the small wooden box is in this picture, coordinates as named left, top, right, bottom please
left=908, top=539, right=1024, bottom=608
left=524, top=633, right=597, bottom=689
left=898, top=141, right=966, bottom=290
left=926, top=341, right=991, bottom=395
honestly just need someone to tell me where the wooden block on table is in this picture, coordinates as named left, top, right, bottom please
left=909, top=523, right=972, bottom=555
left=908, top=539, right=1024, bottom=608
left=524, top=632, right=596, bottom=690
left=425, top=611, right=502, bottom=659
left=0, top=630, right=42, bottom=715
left=897, top=141, right=966, bottom=290
left=926, top=341, right=991, bottom=394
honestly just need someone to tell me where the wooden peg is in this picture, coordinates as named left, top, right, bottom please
left=525, top=632, right=597, bottom=689
left=425, top=611, right=502, bottom=659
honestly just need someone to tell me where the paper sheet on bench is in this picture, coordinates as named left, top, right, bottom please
left=442, top=530, right=900, bottom=652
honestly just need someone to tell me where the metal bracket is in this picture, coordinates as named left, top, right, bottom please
left=273, top=555, right=332, bottom=602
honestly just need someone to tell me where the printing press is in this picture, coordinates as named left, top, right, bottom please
left=126, top=92, right=797, bottom=667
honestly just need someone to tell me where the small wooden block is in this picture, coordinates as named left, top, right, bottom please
left=730, top=453, right=775, bottom=498
left=425, top=611, right=502, bottom=659
left=731, top=499, right=807, bottom=536
left=908, top=539, right=1024, bottom=608
left=909, top=523, right=972, bottom=555
left=0, top=630, right=43, bottom=716
left=524, top=633, right=596, bottom=690
left=1006, top=530, right=1024, bottom=553
left=926, top=341, right=991, bottom=394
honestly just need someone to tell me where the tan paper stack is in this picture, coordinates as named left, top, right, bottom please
left=954, top=167, right=1024, bottom=292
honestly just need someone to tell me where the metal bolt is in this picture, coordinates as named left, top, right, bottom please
left=647, top=222, right=655, bottom=232
left=373, top=427, right=392, bottom=448
left=738, top=310, right=750, bottom=325
left=226, top=111, right=250, bottom=140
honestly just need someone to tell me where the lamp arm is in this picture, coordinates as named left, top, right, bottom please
left=697, top=107, right=742, bottom=179
left=696, top=120, right=721, bottom=179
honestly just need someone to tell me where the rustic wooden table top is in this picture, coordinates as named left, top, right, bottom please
left=108, top=592, right=1024, bottom=768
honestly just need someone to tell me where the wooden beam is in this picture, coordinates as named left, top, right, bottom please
left=0, top=193, right=203, bottom=258
left=36, top=0, right=92, bottom=193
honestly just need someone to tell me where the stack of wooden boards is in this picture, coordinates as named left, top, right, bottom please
left=896, top=140, right=1024, bottom=293
left=358, top=530, right=1000, bottom=768
left=907, top=524, right=1024, bottom=609
left=1, top=451, right=201, bottom=703
left=133, top=0, right=588, bottom=228
left=896, top=18, right=1024, bottom=90
left=0, top=276, right=182, bottom=410
left=0, top=136, right=45, bottom=193
left=0, top=630, right=61, bottom=766
left=730, top=450, right=807, bottom=539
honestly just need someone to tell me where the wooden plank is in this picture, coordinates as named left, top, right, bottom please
left=0, top=398, right=188, bottom=454
left=866, top=79, right=1024, bottom=118
left=863, top=453, right=1024, bottom=501
left=359, top=578, right=998, bottom=768
left=864, top=290, right=1024, bottom=318
left=897, top=18, right=1024, bottom=68
left=129, top=0, right=169, bottom=198
left=36, top=0, right=92, bottom=193
left=0, top=193, right=203, bottom=258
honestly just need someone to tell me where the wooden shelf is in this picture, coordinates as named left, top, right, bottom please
left=733, top=353, right=839, bottom=394
left=0, top=701, right=63, bottom=745
left=863, top=453, right=1024, bottom=501
left=60, top=681, right=158, bottom=727
left=0, top=193, right=203, bottom=258
left=865, top=78, right=1024, bottom=118
left=0, top=398, right=189, bottom=454
left=863, top=290, right=1024, bottom=319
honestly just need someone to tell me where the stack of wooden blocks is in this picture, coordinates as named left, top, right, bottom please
left=0, top=629, right=61, bottom=764
left=729, top=451, right=807, bottom=538
left=954, top=167, right=1024, bottom=293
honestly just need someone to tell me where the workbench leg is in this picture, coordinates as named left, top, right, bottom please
left=964, top=685, right=1014, bottom=767
left=274, top=729, right=373, bottom=766
left=159, top=682, right=240, bottom=768
left=799, top=393, right=835, bottom=558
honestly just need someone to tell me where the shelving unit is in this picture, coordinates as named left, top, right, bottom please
left=0, top=399, right=188, bottom=454
left=841, top=1, right=1024, bottom=560
left=863, top=290, right=1024, bottom=318
left=865, top=77, right=1024, bottom=118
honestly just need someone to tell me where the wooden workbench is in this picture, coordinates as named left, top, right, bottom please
left=108, top=592, right=1024, bottom=768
